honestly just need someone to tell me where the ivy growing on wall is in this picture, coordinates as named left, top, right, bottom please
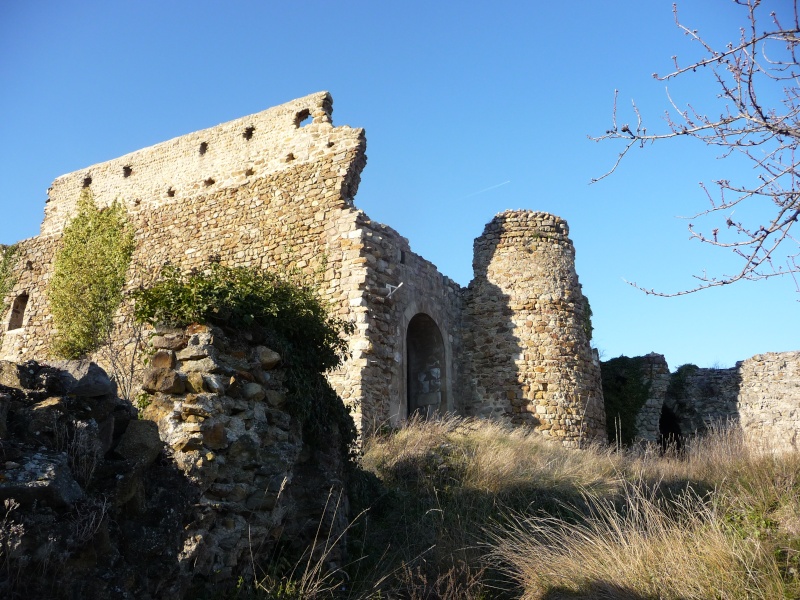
left=48, top=190, right=135, bottom=358
left=132, top=263, right=357, bottom=450
left=0, top=243, right=19, bottom=317
left=600, top=356, right=651, bottom=447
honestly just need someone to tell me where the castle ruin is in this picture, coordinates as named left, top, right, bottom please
left=0, top=92, right=605, bottom=445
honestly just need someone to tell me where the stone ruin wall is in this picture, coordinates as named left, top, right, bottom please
left=0, top=92, right=478, bottom=432
left=462, top=211, right=605, bottom=445
left=626, top=351, right=800, bottom=452
left=348, top=215, right=465, bottom=429
left=739, top=352, right=800, bottom=452
left=631, top=353, right=671, bottom=444
left=0, top=93, right=375, bottom=427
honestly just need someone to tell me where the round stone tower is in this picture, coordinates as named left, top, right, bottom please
left=463, top=210, right=605, bottom=446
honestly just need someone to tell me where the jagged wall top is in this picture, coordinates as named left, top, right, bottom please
left=41, top=91, right=366, bottom=237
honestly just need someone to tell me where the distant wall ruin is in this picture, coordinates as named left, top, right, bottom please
left=613, top=351, right=800, bottom=452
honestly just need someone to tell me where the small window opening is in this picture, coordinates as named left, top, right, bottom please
left=294, top=109, right=312, bottom=128
left=8, top=293, right=28, bottom=331
left=245, top=168, right=254, bottom=176
left=199, top=141, right=208, bottom=155
left=285, top=153, right=295, bottom=162
left=123, top=165, right=133, bottom=178
left=243, top=126, right=255, bottom=140
left=25, top=260, right=33, bottom=271
left=82, top=176, right=92, bottom=188
left=326, top=141, right=334, bottom=148
left=167, top=187, right=176, bottom=198
left=204, top=178, right=215, bottom=187
left=400, top=250, right=406, bottom=264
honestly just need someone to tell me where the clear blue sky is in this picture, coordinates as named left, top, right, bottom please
left=0, top=1, right=796, bottom=370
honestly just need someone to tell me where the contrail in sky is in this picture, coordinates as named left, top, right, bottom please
left=459, top=180, right=511, bottom=200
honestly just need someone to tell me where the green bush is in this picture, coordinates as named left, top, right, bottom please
left=48, top=190, right=135, bottom=358
left=0, top=244, right=19, bottom=317
left=132, top=263, right=356, bottom=449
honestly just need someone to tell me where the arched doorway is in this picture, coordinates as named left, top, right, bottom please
left=406, top=313, right=446, bottom=418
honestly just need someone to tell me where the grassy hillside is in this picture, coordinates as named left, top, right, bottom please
left=246, top=416, right=800, bottom=599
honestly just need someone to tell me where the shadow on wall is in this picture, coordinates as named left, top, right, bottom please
left=406, top=313, right=447, bottom=419
left=462, top=211, right=605, bottom=444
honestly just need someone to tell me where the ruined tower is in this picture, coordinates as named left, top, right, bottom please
left=463, top=210, right=605, bottom=445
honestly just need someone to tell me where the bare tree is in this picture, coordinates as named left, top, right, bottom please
left=592, top=0, right=800, bottom=295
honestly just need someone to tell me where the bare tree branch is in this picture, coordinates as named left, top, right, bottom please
left=592, top=0, right=800, bottom=295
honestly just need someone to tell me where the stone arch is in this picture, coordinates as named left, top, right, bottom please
left=406, top=313, right=446, bottom=419
left=7, top=292, right=28, bottom=331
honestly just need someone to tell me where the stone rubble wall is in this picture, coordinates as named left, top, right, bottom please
left=140, top=323, right=350, bottom=591
left=0, top=326, right=352, bottom=598
left=631, top=353, right=671, bottom=443
left=625, top=351, right=800, bottom=452
left=462, top=211, right=605, bottom=445
left=667, top=366, right=740, bottom=434
left=349, top=214, right=464, bottom=429
left=739, top=351, right=800, bottom=452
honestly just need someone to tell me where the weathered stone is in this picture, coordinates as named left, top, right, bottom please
left=185, top=371, right=206, bottom=393
left=150, top=333, right=188, bottom=351
left=0, top=451, right=84, bottom=507
left=265, top=390, right=287, bottom=408
left=242, top=382, right=265, bottom=402
left=255, top=347, right=281, bottom=370
left=151, top=349, right=176, bottom=369
left=202, top=420, right=228, bottom=450
left=142, top=367, right=186, bottom=394
left=28, top=397, right=66, bottom=433
left=0, top=360, right=37, bottom=389
left=116, top=419, right=162, bottom=467
left=45, top=360, right=115, bottom=397
left=181, top=357, right=223, bottom=374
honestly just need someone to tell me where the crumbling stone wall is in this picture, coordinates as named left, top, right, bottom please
left=739, top=351, right=800, bottom=452
left=630, top=353, right=671, bottom=443
left=0, top=326, right=352, bottom=598
left=0, top=92, right=604, bottom=443
left=622, top=351, right=800, bottom=452
left=462, top=211, right=605, bottom=445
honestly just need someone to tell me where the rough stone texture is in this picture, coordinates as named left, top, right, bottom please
left=0, top=335, right=352, bottom=598
left=462, top=211, right=605, bottom=445
left=0, top=92, right=603, bottom=444
left=623, top=351, right=800, bottom=452
left=631, top=354, right=672, bottom=443
left=739, top=352, right=800, bottom=452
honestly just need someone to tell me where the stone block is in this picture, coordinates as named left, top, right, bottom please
left=116, top=420, right=162, bottom=467
left=151, top=349, right=176, bottom=369
left=45, top=360, right=115, bottom=397
left=142, top=367, right=186, bottom=394
left=255, top=347, right=281, bottom=370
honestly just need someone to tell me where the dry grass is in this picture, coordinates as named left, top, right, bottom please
left=247, top=416, right=800, bottom=598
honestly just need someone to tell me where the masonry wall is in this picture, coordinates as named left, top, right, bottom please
left=739, top=352, right=800, bottom=452
left=462, top=211, right=605, bottom=445
left=0, top=92, right=470, bottom=432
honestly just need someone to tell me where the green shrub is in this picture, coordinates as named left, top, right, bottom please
left=0, top=244, right=19, bottom=317
left=132, top=263, right=356, bottom=449
left=48, top=190, right=135, bottom=358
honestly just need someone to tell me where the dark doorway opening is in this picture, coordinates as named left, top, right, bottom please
left=407, top=314, right=445, bottom=419
left=8, top=293, right=28, bottom=330
left=659, top=403, right=683, bottom=453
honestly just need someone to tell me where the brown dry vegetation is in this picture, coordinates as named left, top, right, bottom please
left=244, top=416, right=800, bottom=599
